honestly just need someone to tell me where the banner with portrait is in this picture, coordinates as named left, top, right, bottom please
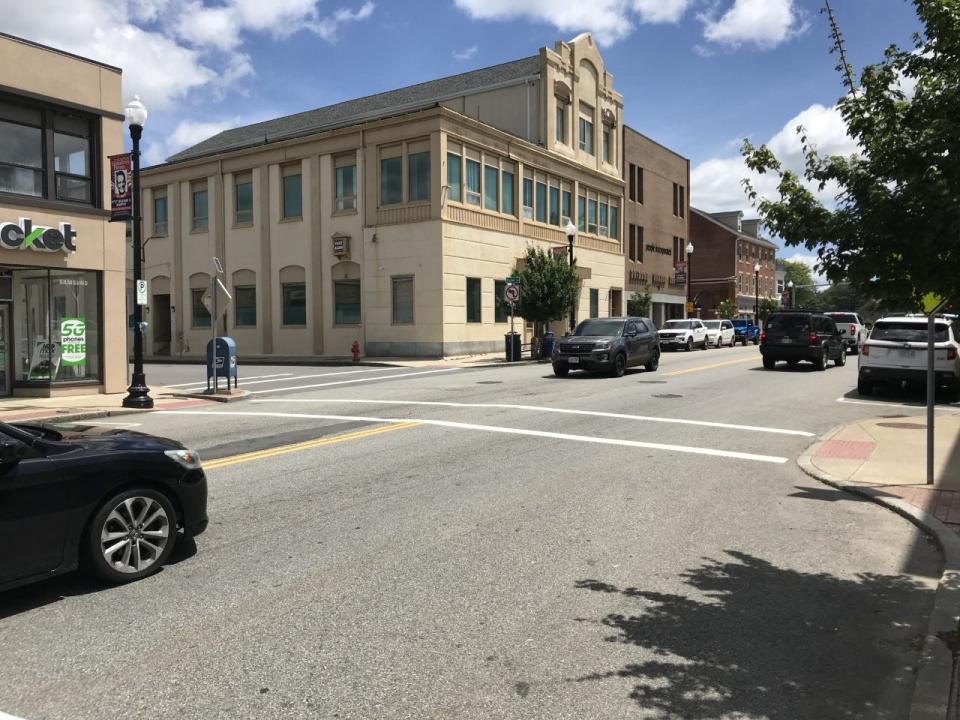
left=109, top=153, right=133, bottom=222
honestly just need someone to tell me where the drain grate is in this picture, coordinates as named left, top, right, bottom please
left=477, top=381, right=503, bottom=385
left=877, top=421, right=926, bottom=430
left=637, top=380, right=668, bottom=384
left=652, top=393, right=683, bottom=399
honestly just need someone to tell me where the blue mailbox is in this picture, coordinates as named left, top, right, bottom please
left=206, top=337, right=238, bottom=390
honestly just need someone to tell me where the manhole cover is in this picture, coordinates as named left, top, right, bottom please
left=477, top=381, right=502, bottom=385
left=877, top=422, right=926, bottom=430
left=652, top=393, right=683, bottom=399
left=637, top=380, right=668, bottom=384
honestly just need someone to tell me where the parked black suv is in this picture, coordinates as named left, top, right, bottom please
left=552, top=317, right=660, bottom=377
left=760, top=310, right=847, bottom=370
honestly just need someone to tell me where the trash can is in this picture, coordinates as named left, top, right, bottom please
left=539, top=331, right=556, bottom=360
left=504, top=332, right=521, bottom=362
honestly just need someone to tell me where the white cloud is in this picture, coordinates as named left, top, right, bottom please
left=699, top=0, right=808, bottom=49
left=632, top=0, right=694, bottom=24
left=690, top=103, right=858, bottom=214
left=453, top=0, right=634, bottom=46
left=4, top=0, right=376, bottom=113
left=142, top=118, right=239, bottom=166
left=453, top=45, right=479, bottom=61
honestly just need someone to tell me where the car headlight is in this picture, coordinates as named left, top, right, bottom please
left=594, top=341, right=611, bottom=351
left=165, top=448, right=202, bottom=469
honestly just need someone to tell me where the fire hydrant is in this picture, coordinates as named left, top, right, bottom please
left=351, top=340, right=360, bottom=362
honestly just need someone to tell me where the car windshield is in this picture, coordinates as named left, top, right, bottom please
left=871, top=321, right=948, bottom=343
left=663, top=320, right=695, bottom=329
left=731, top=320, right=748, bottom=327
left=573, top=320, right=623, bottom=337
left=827, top=313, right=858, bottom=324
left=704, top=321, right=721, bottom=329
left=766, top=315, right=809, bottom=332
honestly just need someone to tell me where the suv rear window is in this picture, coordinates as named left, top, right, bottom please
left=827, top=313, right=858, bottom=324
left=871, top=321, right=948, bottom=343
left=766, top=314, right=810, bottom=332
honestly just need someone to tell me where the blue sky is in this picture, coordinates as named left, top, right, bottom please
left=7, top=0, right=922, bottom=261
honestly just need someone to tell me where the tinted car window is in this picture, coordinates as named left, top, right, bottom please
left=766, top=314, right=810, bottom=332
left=871, top=321, right=949, bottom=343
left=827, top=313, right=858, bottom=324
left=625, top=321, right=638, bottom=335
left=574, top=319, right=624, bottom=336
left=663, top=320, right=696, bottom=329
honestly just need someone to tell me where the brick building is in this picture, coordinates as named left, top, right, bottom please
left=621, top=126, right=689, bottom=326
left=688, top=208, right=777, bottom=320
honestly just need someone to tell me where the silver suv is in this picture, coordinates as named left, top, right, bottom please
left=858, top=314, right=960, bottom=402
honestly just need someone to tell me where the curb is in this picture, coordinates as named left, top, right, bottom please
left=798, top=426, right=960, bottom=720
left=171, top=391, right=250, bottom=403
left=2, top=407, right=150, bottom=424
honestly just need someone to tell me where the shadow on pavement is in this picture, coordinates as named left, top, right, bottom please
left=0, top=535, right=198, bottom=620
left=541, top=370, right=654, bottom=380
left=572, top=549, right=937, bottom=719
left=841, top=387, right=960, bottom=407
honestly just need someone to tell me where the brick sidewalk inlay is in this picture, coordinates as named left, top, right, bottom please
left=816, top=439, right=877, bottom=460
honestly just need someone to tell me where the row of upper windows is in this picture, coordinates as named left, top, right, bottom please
left=738, top=243, right=775, bottom=263
left=737, top=272, right=775, bottom=295
left=446, top=141, right=619, bottom=240
left=152, top=159, right=358, bottom=236
left=555, top=100, right=615, bottom=164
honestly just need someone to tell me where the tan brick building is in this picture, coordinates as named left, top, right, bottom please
left=621, top=126, right=689, bottom=326
left=688, top=208, right=777, bottom=320
left=0, top=34, right=127, bottom=396
left=136, top=34, right=627, bottom=359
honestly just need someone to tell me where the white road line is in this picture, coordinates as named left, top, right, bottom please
left=247, top=368, right=461, bottom=394
left=158, top=410, right=788, bottom=464
left=252, top=398, right=814, bottom=437
left=173, top=367, right=408, bottom=391
left=163, top=373, right=292, bottom=387
left=0, top=711, right=28, bottom=720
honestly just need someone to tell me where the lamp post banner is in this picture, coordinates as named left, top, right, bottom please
left=109, top=153, right=133, bottom=222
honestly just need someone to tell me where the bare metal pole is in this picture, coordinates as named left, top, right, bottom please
left=927, top=314, right=935, bottom=485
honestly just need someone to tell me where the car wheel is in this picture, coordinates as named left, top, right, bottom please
left=787, top=360, right=799, bottom=366
left=610, top=352, right=627, bottom=378
left=857, top=377, right=874, bottom=396
left=946, top=384, right=960, bottom=404
left=742, top=337, right=748, bottom=346
left=86, top=489, right=177, bottom=584
left=553, top=365, right=569, bottom=378
left=752, top=337, right=759, bottom=345
left=729, top=336, right=735, bottom=347
left=645, top=350, right=660, bottom=372
left=763, top=357, right=776, bottom=369
left=816, top=348, right=828, bottom=371
left=835, top=350, right=846, bottom=367
left=686, top=338, right=693, bottom=352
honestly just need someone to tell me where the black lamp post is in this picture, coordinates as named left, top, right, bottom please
left=686, top=241, right=694, bottom=318
left=123, top=95, right=153, bottom=409
left=565, top=220, right=576, bottom=332
left=753, top=260, right=760, bottom=323
left=787, top=280, right=795, bottom=309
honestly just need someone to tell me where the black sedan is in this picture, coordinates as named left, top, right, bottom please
left=0, top=421, right=207, bottom=592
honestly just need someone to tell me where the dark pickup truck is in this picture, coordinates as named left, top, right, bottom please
left=731, top=319, right=760, bottom=345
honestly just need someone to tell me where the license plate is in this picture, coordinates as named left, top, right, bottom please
left=780, top=338, right=793, bottom=344
left=897, top=349, right=914, bottom=358
left=568, top=357, right=579, bottom=364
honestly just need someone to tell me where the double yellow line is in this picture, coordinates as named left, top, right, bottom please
left=203, top=421, right=420, bottom=471
left=666, top=355, right=758, bottom=377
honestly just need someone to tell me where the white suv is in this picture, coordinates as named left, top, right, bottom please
left=658, top=319, right=708, bottom=352
left=858, top=314, right=960, bottom=402
left=825, top=312, right=868, bottom=354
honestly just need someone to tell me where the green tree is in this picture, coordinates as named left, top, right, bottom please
left=757, top=297, right=779, bottom=326
left=781, top=260, right=819, bottom=308
left=742, top=1, right=960, bottom=309
left=627, top=285, right=652, bottom=317
left=716, top=299, right=737, bottom=319
left=817, top=281, right=880, bottom=320
left=513, top=247, right=579, bottom=335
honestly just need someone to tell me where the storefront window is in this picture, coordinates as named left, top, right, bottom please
left=12, top=269, right=100, bottom=384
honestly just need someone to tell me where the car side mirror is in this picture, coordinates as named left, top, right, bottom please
left=0, top=440, right=25, bottom=468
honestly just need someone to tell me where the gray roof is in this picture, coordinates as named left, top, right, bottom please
left=165, top=55, right=541, bottom=164
left=690, top=207, right=778, bottom=249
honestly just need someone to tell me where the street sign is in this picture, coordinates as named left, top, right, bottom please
left=135, top=279, right=148, bottom=306
left=686, top=301, right=694, bottom=313
left=504, top=284, right=520, bottom=303
left=202, top=278, right=232, bottom=321
left=505, top=275, right=521, bottom=285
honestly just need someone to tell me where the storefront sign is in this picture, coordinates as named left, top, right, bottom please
left=0, top=218, right=77, bottom=253
left=332, top=235, right=349, bottom=256
left=646, top=244, right=672, bottom=256
left=61, top=318, right=86, bottom=367
left=110, top=153, right=133, bottom=222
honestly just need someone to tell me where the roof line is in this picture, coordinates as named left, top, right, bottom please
left=623, top=124, right=689, bottom=162
left=690, top=206, right=778, bottom=248
left=0, top=32, right=122, bottom=73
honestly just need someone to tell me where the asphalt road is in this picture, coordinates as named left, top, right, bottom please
left=2, top=345, right=950, bottom=719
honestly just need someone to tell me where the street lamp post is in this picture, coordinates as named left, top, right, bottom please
left=686, top=241, right=694, bottom=318
left=565, top=220, right=576, bottom=332
left=122, top=95, right=153, bottom=409
left=754, top=261, right=760, bottom=323
left=787, top=280, right=795, bottom=309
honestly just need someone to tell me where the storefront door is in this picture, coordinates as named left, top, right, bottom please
left=0, top=305, right=10, bottom=396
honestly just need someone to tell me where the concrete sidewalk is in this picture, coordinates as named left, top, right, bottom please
left=0, top=388, right=221, bottom=424
left=799, top=414, right=960, bottom=720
